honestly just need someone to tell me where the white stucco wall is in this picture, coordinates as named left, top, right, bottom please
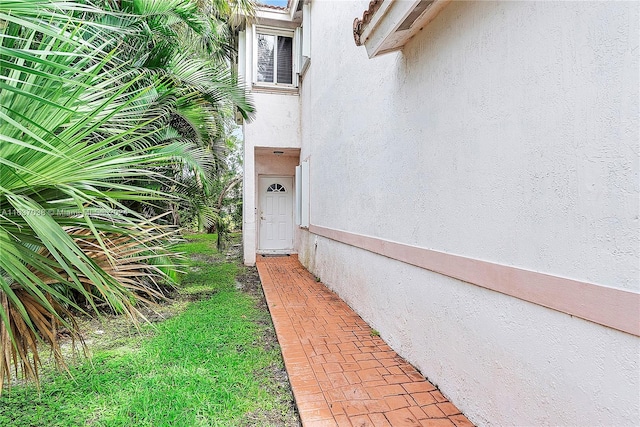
left=241, top=61, right=301, bottom=264
left=299, top=230, right=639, bottom=426
left=296, top=0, right=639, bottom=425
left=244, top=91, right=300, bottom=149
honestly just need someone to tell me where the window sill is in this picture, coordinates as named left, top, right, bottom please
left=353, top=0, right=451, bottom=58
left=252, top=84, right=299, bottom=95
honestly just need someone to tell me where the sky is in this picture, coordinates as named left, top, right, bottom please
left=258, top=0, right=289, bottom=7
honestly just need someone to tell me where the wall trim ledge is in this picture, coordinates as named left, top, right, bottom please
left=308, top=224, right=640, bottom=337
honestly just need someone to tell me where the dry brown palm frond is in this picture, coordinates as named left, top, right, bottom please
left=0, top=289, right=80, bottom=394
left=0, top=226, right=180, bottom=393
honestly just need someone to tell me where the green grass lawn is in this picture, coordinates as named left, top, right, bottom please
left=0, top=233, right=297, bottom=427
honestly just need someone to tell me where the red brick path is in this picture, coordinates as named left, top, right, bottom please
left=256, top=255, right=474, bottom=427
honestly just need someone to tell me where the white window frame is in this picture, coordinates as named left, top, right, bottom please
left=253, top=26, right=297, bottom=88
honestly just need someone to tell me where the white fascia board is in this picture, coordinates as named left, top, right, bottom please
left=361, top=0, right=452, bottom=58
left=289, top=0, right=300, bottom=20
left=256, top=8, right=290, bottom=20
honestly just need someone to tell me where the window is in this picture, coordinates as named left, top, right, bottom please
left=267, top=183, right=286, bottom=193
left=256, top=32, right=293, bottom=85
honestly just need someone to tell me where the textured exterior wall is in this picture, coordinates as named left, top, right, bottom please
left=241, top=81, right=300, bottom=265
left=244, top=92, right=300, bottom=149
left=298, top=230, right=639, bottom=426
left=296, top=0, right=639, bottom=425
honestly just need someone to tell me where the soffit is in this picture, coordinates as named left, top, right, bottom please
left=353, top=0, right=452, bottom=58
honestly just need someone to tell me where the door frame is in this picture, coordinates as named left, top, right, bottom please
left=257, top=175, right=294, bottom=254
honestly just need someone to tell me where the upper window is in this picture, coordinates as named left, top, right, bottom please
left=256, top=32, right=293, bottom=85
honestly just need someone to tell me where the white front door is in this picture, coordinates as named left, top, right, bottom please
left=258, top=176, right=293, bottom=252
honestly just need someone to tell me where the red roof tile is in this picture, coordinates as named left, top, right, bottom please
left=257, top=2, right=289, bottom=11
left=353, top=0, right=383, bottom=45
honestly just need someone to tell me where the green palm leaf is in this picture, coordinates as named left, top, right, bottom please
left=1, top=0, right=255, bottom=392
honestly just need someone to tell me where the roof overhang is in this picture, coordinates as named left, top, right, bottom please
left=353, top=0, right=452, bottom=58
left=238, top=0, right=302, bottom=26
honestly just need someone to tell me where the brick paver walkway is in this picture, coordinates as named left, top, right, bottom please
left=256, top=254, right=474, bottom=427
